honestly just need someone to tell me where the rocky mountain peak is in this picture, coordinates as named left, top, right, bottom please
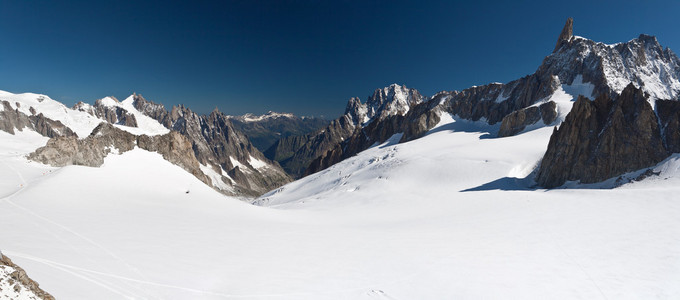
left=131, top=98, right=292, bottom=196
left=637, top=33, right=659, bottom=46
left=86, top=96, right=138, bottom=127
left=344, top=96, right=367, bottom=125
left=343, top=84, right=423, bottom=125
left=131, top=94, right=171, bottom=128
left=94, top=96, right=120, bottom=106
left=554, top=17, right=573, bottom=52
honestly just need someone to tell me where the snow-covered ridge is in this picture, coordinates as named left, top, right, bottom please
left=0, top=90, right=105, bottom=137
left=550, top=33, right=680, bottom=103
left=0, top=89, right=169, bottom=137
left=229, top=111, right=297, bottom=122
left=113, top=95, right=169, bottom=135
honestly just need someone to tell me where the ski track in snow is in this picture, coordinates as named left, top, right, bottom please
left=4, top=249, right=408, bottom=299
left=0, top=157, right=158, bottom=298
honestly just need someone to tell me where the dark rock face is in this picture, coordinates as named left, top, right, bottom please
left=131, top=95, right=292, bottom=197
left=0, top=101, right=77, bottom=138
left=400, top=99, right=443, bottom=142
left=30, top=113, right=78, bottom=138
left=554, top=17, right=574, bottom=52
left=227, top=112, right=328, bottom=152
left=268, top=114, right=357, bottom=178
left=536, top=84, right=668, bottom=188
left=267, top=84, right=423, bottom=178
left=305, top=99, right=442, bottom=176
left=657, top=99, right=680, bottom=153
left=29, top=123, right=211, bottom=187
left=95, top=105, right=138, bottom=127
left=0, top=251, right=55, bottom=300
left=498, top=101, right=557, bottom=137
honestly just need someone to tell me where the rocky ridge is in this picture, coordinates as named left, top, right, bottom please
left=0, top=100, right=77, bottom=138
left=266, top=84, right=423, bottom=178
left=1, top=89, right=289, bottom=197
left=29, top=122, right=211, bottom=186
left=131, top=95, right=292, bottom=197
left=73, top=97, right=138, bottom=127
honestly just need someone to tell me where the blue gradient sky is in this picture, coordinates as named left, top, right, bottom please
left=1, top=0, right=679, bottom=118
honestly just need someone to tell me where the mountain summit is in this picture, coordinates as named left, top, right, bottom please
left=554, top=17, right=573, bottom=52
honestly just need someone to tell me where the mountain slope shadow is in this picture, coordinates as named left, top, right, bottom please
left=461, top=175, right=537, bottom=192
left=426, top=117, right=500, bottom=139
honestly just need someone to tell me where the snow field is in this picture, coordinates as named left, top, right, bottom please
left=0, top=93, right=679, bottom=299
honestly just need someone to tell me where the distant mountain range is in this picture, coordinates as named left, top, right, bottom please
left=226, top=111, right=328, bottom=152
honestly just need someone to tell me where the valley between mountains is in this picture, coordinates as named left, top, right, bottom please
left=2, top=19, right=680, bottom=299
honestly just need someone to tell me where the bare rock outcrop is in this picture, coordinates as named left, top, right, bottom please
left=266, top=114, right=357, bottom=178
left=554, top=17, right=574, bottom=52
left=130, top=94, right=172, bottom=127
left=0, top=251, right=55, bottom=300
left=498, top=101, right=557, bottom=137
left=94, top=105, right=138, bottom=127
left=0, top=101, right=33, bottom=134
left=267, top=84, right=423, bottom=178
left=657, top=99, right=680, bottom=153
left=0, top=100, right=77, bottom=138
left=28, top=123, right=211, bottom=187
left=73, top=98, right=139, bottom=127
left=131, top=94, right=292, bottom=196
left=536, top=84, right=668, bottom=187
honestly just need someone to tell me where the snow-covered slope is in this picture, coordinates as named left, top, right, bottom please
left=2, top=112, right=678, bottom=299
left=230, top=111, right=297, bottom=123
left=253, top=115, right=680, bottom=299
left=101, top=95, right=170, bottom=135
left=0, top=90, right=104, bottom=137
left=0, top=90, right=169, bottom=137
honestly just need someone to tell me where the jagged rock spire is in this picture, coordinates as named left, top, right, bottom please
left=554, top=17, right=573, bottom=52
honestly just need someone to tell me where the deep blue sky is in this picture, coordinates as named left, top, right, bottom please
left=1, top=0, right=679, bottom=118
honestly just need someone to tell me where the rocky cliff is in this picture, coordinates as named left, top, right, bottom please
left=267, top=84, right=422, bottom=178
left=132, top=95, right=292, bottom=196
left=536, top=84, right=671, bottom=187
left=0, top=100, right=77, bottom=138
left=73, top=97, right=138, bottom=127
left=29, top=122, right=212, bottom=187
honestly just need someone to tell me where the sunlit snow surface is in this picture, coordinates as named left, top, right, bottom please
left=0, top=90, right=169, bottom=137
left=1, top=115, right=680, bottom=299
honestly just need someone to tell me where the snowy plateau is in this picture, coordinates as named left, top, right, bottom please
left=2, top=23, right=680, bottom=300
